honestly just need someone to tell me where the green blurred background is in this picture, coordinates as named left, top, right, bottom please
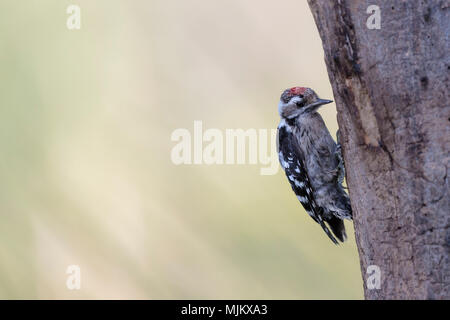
left=0, top=0, right=363, bottom=299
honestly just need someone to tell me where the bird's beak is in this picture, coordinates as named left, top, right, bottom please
left=304, top=98, right=333, bottom=112
left=310, top=99, right=333, bottom=108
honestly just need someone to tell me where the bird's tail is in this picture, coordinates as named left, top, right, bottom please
left=325, top=215, right=347, bottom=243
left=314, top=214, right=339, bottom=244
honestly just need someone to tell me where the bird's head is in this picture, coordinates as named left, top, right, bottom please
left=278, top=87, right=333, bottom=119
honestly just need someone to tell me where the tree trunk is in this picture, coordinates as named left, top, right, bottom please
left=307, top=0, right=449, bottom=299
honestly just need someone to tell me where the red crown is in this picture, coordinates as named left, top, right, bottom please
left=289, top=87, right=307, bottom=95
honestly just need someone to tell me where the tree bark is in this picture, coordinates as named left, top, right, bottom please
left=307, top=0, right=449, bottom=299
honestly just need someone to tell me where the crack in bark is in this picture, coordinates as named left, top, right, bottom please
left=379, top=139, right=434, bottom=183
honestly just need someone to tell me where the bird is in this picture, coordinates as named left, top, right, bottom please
left=277, top=86, right=352, bottom=244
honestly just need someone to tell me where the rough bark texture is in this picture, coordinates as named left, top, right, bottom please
left=307, top=0, right=449, bottom=299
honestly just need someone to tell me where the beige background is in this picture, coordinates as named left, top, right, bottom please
left=0, top=0, right=363, bottom=299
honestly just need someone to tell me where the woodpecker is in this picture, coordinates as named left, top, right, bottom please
left=277, top=87, right=352, bottom=244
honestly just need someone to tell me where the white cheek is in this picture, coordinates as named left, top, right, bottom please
left=289, top=96, right=303, bottom=105
left=278, top=97, right=304, bottom=117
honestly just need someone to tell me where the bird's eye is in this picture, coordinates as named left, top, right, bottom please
left=295, top=95, right=304, bottom=107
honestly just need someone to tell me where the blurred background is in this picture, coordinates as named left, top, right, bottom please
left=0, top=0, right=363, bottom=299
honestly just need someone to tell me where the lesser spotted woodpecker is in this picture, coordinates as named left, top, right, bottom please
left=277, top=87, right=352, bottom=244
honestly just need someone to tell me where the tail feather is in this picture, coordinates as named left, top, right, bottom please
left=326, top=215, right=347, bottom=243
left=315, top=215, right=339, bottom=244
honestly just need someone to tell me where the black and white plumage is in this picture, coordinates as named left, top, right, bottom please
left=277, top=87, right=352, bottom=244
